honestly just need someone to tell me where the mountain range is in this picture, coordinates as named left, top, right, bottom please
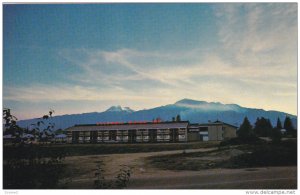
left=17, top=98, right=297, bottom=130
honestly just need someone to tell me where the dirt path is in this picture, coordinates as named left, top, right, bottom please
left=103, top=147, right=217, bottom=177
left=128, top=166, right=297, bottom=189
left=63, top=148, right=297, bottom=189
left=64, top=147, right=216, bottom=188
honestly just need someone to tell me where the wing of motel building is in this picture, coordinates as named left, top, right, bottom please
left=188, top=120, right=238, bottom=142
left=65, top=120, right=238, bottom=144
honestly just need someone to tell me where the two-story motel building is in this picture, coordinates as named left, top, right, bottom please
left=66, top=120, right=237, bottom=144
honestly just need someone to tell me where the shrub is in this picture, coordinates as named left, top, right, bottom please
left=3, top=109, right=68, bottom=189
left=3, top=144, right=67, bottom=189
left=220, top=136, right=264, bottom=147
left=228, top=140, right=297, bottom=168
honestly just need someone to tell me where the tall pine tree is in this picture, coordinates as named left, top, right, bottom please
left=283, top=116, right=296, bottom=137
left=276, top=117, right=282, bottom=129
left=237, top=117, right=253, bottom=139
left=271, top=117, right=283, bottom=143
left=176, top=114, right=181, bottom=122
left=284, top=116, right=294, bottom=132
left=254, top=117, right=273, bottom=137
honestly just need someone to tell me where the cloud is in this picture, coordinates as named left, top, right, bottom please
left=210, top=3, right=297, bottom=114
left=58, top=48, right=208, bottom=90
left=213, top=3, right=297, bottom=68
left=5, top=43, right=297, bottom=113
left=4, top=3, right=297, bottom=116
left=4, top=84, right=158, bottom=102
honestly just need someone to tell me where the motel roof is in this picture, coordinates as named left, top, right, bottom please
left=190, top=120, right=238, bottom=129
left=66, top=121, right=189, bottom=131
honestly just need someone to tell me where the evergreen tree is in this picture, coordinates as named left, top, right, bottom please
left=176, top=114, right=181, bottom=122
left=237, top=117, right=253, bottom=139
left=253, top=117, right=260, bottom=135
left=284, top=116, right=294, bottom=132
left=276, top=117, right=282, bottom=129
left=271, top=127, right=282, bottom=144
left=253, top=117, right=273, bottom=137
left=266, top=119, right=273, bottom=136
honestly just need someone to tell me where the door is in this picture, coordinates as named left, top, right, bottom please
left=109, top=131, right=117, bottom=141
left=170, top=129, right=179, bottom=142
left=90, top=131, right=98, bottom=143
left=149, top=129, right=157, bottom=143
left=72, top=131, right=79, bottom=144
left=128, top=130, right=136, bottom=143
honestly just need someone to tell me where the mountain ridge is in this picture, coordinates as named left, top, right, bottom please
left=16, top=98, right=297, bottom=130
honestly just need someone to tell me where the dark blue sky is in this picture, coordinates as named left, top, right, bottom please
left=3, top=3, right=297, bottom=119
left=4, top=4, right=217, bottom=87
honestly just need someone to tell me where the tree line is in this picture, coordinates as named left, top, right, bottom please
left=237, top=116, right=296, bottom=143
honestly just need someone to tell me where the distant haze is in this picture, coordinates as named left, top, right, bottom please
left=3, top=4, right=297, bottom=120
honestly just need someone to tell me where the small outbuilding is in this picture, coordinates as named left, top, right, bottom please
left=54, top=134, right=67, bottom=143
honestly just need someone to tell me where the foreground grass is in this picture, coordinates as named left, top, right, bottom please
left=3, top=141, right=219, bottom=189
left=147, top=139, right=297, bottom=171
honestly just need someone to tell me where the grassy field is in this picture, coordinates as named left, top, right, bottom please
left=147, top=139, right=297, bottom=171
left=3, top=139, right=297, bottom=189
left=3, top=141, right=220, bottom=159
left=3, top=141, right=219, bottom=189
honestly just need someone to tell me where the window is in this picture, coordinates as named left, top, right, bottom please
left=200, top=127, right=208, bottom=131
left=179, top=134, right=186, bottom=141
left=136, top=130, right=143, bottom=135
left=199, top=131, right=208, bottom=135
left=142, top=130, right=149, bottom=134
left=109, top=131, right=117, bottom=140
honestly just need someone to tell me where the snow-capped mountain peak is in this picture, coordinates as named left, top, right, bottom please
left=175, top=98, right=207, bottom=105
left=123, top=107, right=135, bottom=113
left=175, top=98, right=244, bottom=112
left=105, top=105, right=134, bottom=113
left=106, top=105, right=123, bottom=112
